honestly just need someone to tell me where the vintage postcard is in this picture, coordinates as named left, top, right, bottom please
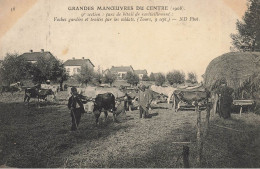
left=0, top=0, right=259, bottom=168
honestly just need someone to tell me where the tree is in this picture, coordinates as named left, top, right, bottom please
left=0, top=53, right=32, bottom=85
left=142, top=74, right=150, bottom=81
left=166, top=70, right=185, bottom=85
left=104, top=72, right=117, bottom=86
left=186, top=72, right=198, bottom=84
left=230, top=0, right=260, bottom=51
left=155, top=73, right=166, bottom=86
left=76, top=65, right=94, bottom=86
left=31, top=56, right=67, bottom=84
left=94, top=72, right=103, bottom=85
left=150, top=72, right=156, bottom=81
left=125, top=71, right=139, bottom=86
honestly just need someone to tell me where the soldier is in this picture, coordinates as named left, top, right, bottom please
left=138, top=85, right=153, bottom=118
left=68, top=87, right=85, bottom=131
left=216, top=82, right=233, bottom=119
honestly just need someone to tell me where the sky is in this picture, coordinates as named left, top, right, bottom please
left=0, top=0, right=248, bottom=81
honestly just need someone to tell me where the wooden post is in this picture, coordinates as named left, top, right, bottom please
left=239, top=106, right=242, bottom=117
left=204, top=101, right=210, bottom=138
left=212, top=93, right=218, bottom=116
left=173, top=94, right=176, bottom=112
left=196, top=102, right=202, bottom=166
left=183, top=145, right=190, bottom=168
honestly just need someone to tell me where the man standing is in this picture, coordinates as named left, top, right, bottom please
left=216, top=83, right=234, bottom=119
left=138, top=85, right=153, bottom=118
left=68, top=87, right=85, bottom=131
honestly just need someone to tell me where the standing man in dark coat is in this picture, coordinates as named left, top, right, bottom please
left=68, top=87, right=85, bottom=131
left=138, top=85, right=153, bottom=118
left=216, top=83, right=234, bottom=119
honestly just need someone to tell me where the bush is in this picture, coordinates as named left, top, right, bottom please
left=166, top=70, right=185, bottom=85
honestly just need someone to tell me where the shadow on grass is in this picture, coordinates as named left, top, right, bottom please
left=0, top=101, right=133, bottom=168
left=201, top=115, right=260, bottom=168
left=85, top=112, right=260, bottom=168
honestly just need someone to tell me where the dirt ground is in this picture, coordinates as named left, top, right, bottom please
left=0, top=90, right=260, bottom=168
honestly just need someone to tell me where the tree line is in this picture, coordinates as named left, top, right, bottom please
left=0, top=53, right=198, bottom=88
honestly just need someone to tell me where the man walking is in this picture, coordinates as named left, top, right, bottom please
left=68, top=87, right=85, bottom=131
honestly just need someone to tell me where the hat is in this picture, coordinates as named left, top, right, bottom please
left=71, top=87, right=77, bottom=93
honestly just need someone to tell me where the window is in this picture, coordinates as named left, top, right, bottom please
left=73, top=68, right=77, bottom=73
left=66, top=68, right=70, bottom=72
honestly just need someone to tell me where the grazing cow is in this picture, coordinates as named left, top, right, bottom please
left=24, top=87, right=55, bottom=106
left=172, top=87, right=209, bottom=112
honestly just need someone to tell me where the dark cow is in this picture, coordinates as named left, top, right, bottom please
left=93, top=93, right=116, bottom=124
left=24, top=87, right=55, bottom=106
left=172, top=87, right=210, bottom=112
left=84, top=92, right=124, bottom=125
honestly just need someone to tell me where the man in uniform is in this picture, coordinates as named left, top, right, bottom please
left=216, top=82, right=233, bottom=119
left=68, top=87, right=85, bottom=131
left=138, top=85, right=153, bottom=118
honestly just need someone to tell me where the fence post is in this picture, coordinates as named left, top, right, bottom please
left=195, top=102, right=202, bottom=167
left=183, top=145, right=190, bottom=168
left=204, top=100, right=211, bottom=137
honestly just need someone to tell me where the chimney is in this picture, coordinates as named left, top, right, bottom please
left=82, top=57, right=84, bottom=60
left=72, top=57, right=75, bottom=60
left=30, top=50, right=33, bottom=53
left=41, top=49, right=44, bottom=53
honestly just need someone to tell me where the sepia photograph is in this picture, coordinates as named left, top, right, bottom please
left=0, top=0, right=260, bottom=168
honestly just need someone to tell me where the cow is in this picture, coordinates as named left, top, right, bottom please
left=84, top=92, right=125, bottom=125
left=24, top=86, right=55, bottom=107
left=172, top=87, right=210, bottom=112
left=0, top=82, right=22, bottom=95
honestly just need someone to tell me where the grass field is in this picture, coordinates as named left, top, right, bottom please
left=0, top=90, right=260, bottom=168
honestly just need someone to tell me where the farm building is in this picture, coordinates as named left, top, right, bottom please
left=110, top=65, right=134, bottom=80
left=19, top=49, right=57, bottom=64
left=204, top=52, right=260, bottom=98
left=134, top=69, right=148, bottom=80
left=64, top=57, right=95, bottom=76
left=102, top=69, right=111, bottom=77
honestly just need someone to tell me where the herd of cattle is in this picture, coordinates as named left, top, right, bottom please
left=0, top=82, right=210, bottom=114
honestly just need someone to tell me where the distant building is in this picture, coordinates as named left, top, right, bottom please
left=102, top=69, right=111, bottom=77
left=19, top=49, right=56, bottom=63
left=110, top=65, right=134, bottom=80
left=134, top=69, right=148, bottom=80
left=64, top=57, right=95, bottom=76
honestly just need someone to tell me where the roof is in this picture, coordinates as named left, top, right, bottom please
left=110, top=66, right=134, bottom=73
left=64, top=59, right=95, bottom=67
left=134, top=69, right=148, bottom=75
left=19, top=51, right=55, bottom=61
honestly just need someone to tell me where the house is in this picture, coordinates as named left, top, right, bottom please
left=110, top=65, right=134, bottom=79
left=102, top=69, right=111, bottom=77
left=64, top=57, right=95, bottom=76
left=19, top=49, right=56, bottom=63
left=134, top=69, right=148, bottom=80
